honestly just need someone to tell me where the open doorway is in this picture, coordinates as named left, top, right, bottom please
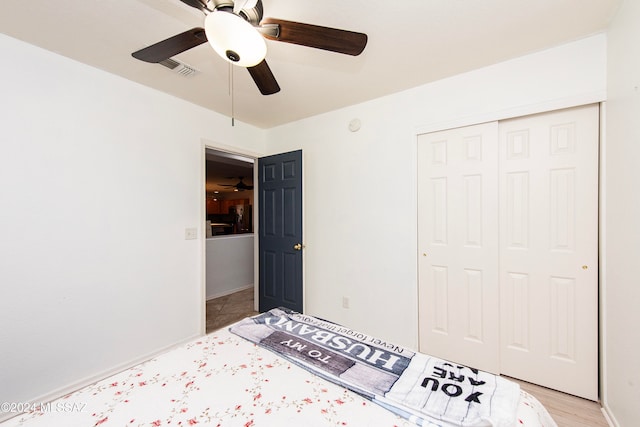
left=204, top=148, right=258, bottom=333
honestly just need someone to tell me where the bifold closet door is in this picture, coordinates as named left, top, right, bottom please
left=418, top=122, right=500, bottom=374
left=499, top=104, right=599, bottom=400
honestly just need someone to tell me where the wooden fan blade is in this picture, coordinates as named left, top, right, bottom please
left=260, top=18, right=367, bottom=56
left=247, top=60, right=281, bottom=95
left=132, top=28, right=207, bottom=63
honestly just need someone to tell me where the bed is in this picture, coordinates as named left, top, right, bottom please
left=1, top=310, right=556, bottom=427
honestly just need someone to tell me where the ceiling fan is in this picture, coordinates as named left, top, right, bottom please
left=218, top=176, right=254, bottom=191
left=131, top=0, right=368, bottom=95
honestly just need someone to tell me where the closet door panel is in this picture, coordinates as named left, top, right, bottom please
left=418, top=122, right=500, bottom=374
left=499, top=104, right=599, bottom=400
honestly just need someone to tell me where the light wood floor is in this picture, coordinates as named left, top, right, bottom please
left=206, top=289, right=609, bottom=427
left=510, top=378, right=608, bottom=426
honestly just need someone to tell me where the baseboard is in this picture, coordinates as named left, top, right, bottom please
left=602, top=403, right=619, bottom=427
left=206, top=284, right=253, bottom=301
left=0, top=333, right=202, bottom=424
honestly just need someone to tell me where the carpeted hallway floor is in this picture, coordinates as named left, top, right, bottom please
left=206, top=287, right=258, bottom=333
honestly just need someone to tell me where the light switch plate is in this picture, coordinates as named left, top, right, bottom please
left=185, top=227, right=198, bottom=240
left=342, top=296, right=350, bottom=309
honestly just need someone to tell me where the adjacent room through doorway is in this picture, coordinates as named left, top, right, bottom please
left=204, top=148, right=257, bottom=332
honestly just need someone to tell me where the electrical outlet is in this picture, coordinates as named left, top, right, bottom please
left=342, top=297, right=350, bottom=309
left=185, top=227, right=198, bottom=240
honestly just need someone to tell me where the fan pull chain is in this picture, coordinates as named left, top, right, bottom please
left=229, top=62, right=235, bottom=127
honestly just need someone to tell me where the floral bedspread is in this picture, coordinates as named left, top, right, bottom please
left=1, top=325, right=556, bottom=427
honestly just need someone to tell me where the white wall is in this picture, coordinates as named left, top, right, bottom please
left=0, top=33, right=264, bottom=414
left=206, top=235, right=254, bottom=299
left=265, top=34, right=607, bottom=350
left=0, top=28, right=617, bottom=421
left=603, top=1, right=640, bottom=424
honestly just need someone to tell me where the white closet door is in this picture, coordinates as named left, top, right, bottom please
left=418, top=122, right=500, bottom=374
left=499, top=104, right=599, bottom=400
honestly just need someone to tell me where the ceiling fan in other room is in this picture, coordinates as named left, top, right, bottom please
left=131, top=0, right=368, bottom=95
left=218, top=177, right=254, bottom=191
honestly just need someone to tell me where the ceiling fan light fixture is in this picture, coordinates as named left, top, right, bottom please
left=233, top=0, right=259, bottom=14
left=204, top=10, right=266, bottom=67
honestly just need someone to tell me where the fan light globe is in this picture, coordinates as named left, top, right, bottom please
left=204, top=11, right=266, bottom=67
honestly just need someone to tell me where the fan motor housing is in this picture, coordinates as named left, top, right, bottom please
left=205, top=0, right=233, bottom=9
left=206, top=0, right=263, bottom=25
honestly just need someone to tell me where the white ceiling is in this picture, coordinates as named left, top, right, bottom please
left=0, top=0, right=620, bottom=129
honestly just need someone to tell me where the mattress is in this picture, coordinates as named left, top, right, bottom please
left=1, top=321, right=556, bottom=427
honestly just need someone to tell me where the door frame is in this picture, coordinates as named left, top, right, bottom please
left=200, top=141, right=306, bottom=328
left=200, top=140, right=264, bottom=329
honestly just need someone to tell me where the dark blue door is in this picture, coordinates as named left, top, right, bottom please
left=258, top=150, right=303, bottom=313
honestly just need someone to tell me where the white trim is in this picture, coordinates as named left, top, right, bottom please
left=415, top=91, right=606, bottom=135
left=602, top=404, right=619, bottom=427
left=206, top=283, right=254, bottom=301
left=413, top=131, right=421, bottom=351
left=301, top=150, right=306, bottom=315
left=201, top=138, right=264, bottom=160
left=598, top=102, right=608, bottom=408
left=253, top=156, right=260, bottom=312
left=200, top=140, right=207, bottom=336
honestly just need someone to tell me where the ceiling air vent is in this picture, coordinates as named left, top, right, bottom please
left=159, top=58, right=199, bottom=77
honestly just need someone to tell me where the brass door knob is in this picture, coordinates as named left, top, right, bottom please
left=294, top=243, right=304, bottom=251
